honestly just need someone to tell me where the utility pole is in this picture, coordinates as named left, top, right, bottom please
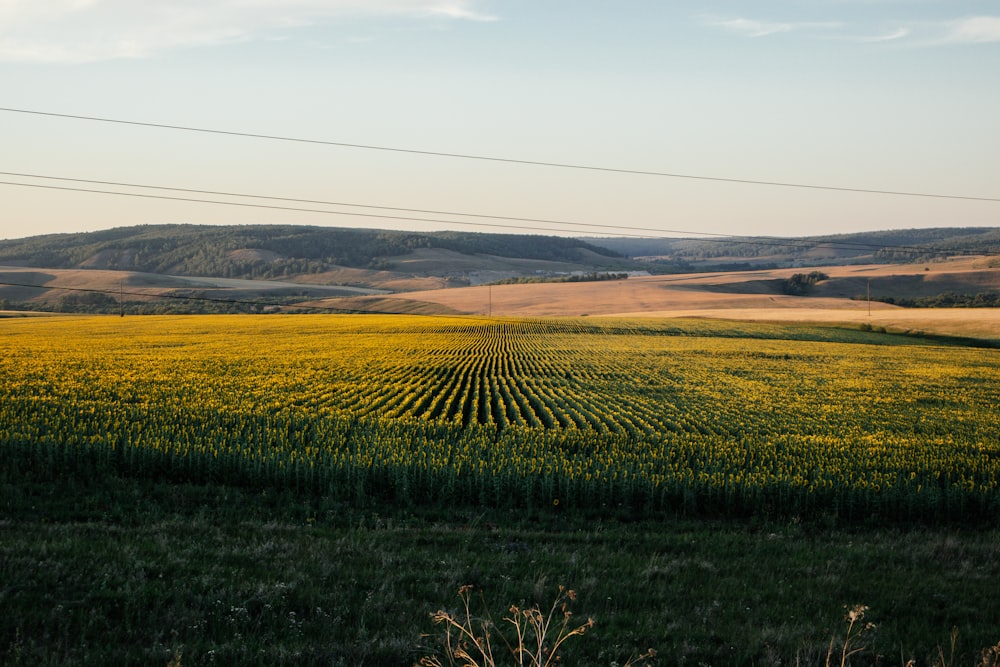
left=120, top=280, right=124, bottom=317
left=867, top=279, right=871, bottom=317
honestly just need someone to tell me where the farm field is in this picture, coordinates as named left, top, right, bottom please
left=3, top=313, right=1000, bottom=520
left=2, top=313, right=999, bottom=665
left=311, top=257, right=1000, bottom=343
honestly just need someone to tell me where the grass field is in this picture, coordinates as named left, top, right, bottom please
left=2, top=313, right=999, bottom=665
left=4, top=478, right=1000, bottom=666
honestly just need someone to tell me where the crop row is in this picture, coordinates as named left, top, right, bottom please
left=2, top=314, right=998, bottom=520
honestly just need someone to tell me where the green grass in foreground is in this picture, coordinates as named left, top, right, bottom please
left=2, top=472, right=998, bottom=666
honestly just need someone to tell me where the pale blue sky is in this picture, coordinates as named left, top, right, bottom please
left=2, top=0, right=998, bottom=241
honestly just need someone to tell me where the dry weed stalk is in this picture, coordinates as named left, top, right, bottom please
left=977, top=642, right=1000, bottom=667
left=418, top=584, right=654, bottom=667
left=826, top=604, right=876, bottom=667
left=927, top=629, right=1000, bottom=667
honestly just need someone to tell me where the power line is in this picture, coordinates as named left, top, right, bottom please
left=3, top=106, right=999, bottom=203
left=2, top=169, right=688, bottom=237
left=1, top=174, right=983, bottom=256
left=0, top=179, right=618, bottom=237
left=0, top=170, right=953, bottom=253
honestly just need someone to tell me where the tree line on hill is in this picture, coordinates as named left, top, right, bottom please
left=0, top=293, right=313, bottom=315
left=591, top=227, right=1000, bottom=265
left=4, top=225, right=997, bottom=282
left=865, top=292, right=1000, bottom=308
left=488, top=272, right=630, bottom=285
left=0, top=224, right=621, bottom=280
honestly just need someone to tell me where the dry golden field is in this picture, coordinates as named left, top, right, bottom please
left=4, top=256, right=998, bottom=341
left=320, top=257, right=1000, bottom=342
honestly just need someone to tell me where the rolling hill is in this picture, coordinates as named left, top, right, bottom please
left=0, top=224, right=626, bottom=280
left=591, top=227, right=1000, bottom=268
left=0, top=224, right=634, bottom=312
left=2, top=225, right=999, bottom=338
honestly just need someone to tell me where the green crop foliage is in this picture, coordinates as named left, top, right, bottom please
left=2, top=314, right=998, bottom=521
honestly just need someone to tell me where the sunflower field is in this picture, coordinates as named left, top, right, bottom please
left=2, top=314, right=998, bottom=520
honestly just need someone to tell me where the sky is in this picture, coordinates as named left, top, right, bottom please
left=1, top=0, right=999, bottom=242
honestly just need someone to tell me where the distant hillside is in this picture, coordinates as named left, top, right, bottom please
left=6, top=226, right=996, bottom=285
left=0, top=224, right=625, bottom=281
left=3, top=224, right=998, bottom=316
left=588, top=227, right=1000, bottom=268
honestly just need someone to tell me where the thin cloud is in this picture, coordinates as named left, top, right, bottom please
left=842, top=27, right=910, bottom=43
left=701, top=15, right=843, bottom=39
left=882, top=16, right=1000, bottom=47
left=709, top=18, right=794, bottom=38
left=0, top=0, right=497, bottom=63
left=427, top=4, right=497, bottom=22
left=864, top=27, right=910, bottom=42
left=702, top=14, right=1000, bottom=47
left=939, top=16, right=1000, bottom=44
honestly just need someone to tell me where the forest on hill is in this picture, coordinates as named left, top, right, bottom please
left=0, top=224, right=623, bottom=280
left=3, top=224, right=998, bottom=316
left=4, top=225, right=999, bottom=284
left=591, top=226, right=1000, bottom=267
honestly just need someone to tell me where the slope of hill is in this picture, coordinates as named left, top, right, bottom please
left=2, top=225, right=999, bottom=324
left=589, top=227, right=1000, bottom=268
left=0, top=224, right=637, bottom=312
left=0, top=224, right=626, bottom=281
